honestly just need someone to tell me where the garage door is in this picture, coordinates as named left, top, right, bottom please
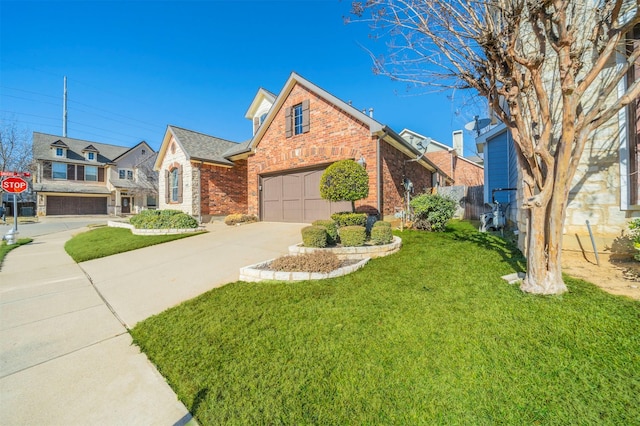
left=260, top=168, right=352, bottom=223
left=46, top=196, right=108, bottom=215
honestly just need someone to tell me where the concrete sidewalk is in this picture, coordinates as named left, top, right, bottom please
left=0, top=220, right=304, bottom=425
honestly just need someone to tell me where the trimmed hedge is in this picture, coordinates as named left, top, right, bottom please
left=373, top=221, right=392, bottom=228
left=302, top=225, right=328, bottom=248
left=370, top=225, right=393, bottom=245
left=130, top=209, right=198, bottom=229
left=339, top=225, right=367, bottom=247
left=331, top=212, right=367, bottom=227
left=312, top=219, right=338, bottom=245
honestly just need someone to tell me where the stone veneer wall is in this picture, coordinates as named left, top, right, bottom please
left=158, top=137, right=194, bottom=215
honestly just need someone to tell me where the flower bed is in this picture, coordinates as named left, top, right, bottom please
left=289, top=236, right=402, bottom=260
left=239, top=257, right=369, bottom=282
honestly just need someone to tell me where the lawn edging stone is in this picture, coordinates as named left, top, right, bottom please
left=239, top=257, right=370, bottom=282
left=289, top=236, right=402, bottom=260
left=108, top=220, right=205, bottom=236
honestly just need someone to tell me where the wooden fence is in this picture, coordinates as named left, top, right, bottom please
left=437, top=185, right=485, bottom=221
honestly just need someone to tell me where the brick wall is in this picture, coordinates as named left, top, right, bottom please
left=380, top=141, right=433, bottom=215
left=426, top=151, right=484, bottom=187
left=247, top=83, right=379, bottom=216
left=198, top=160, right=248, bottom=216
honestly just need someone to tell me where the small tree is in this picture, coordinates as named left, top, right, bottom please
left=320, top=159, right=369, bottom=212
left=0, top=119, right=32, bottom=173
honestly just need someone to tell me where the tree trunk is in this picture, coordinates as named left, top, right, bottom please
left=520, top=201, right=568, bottom=295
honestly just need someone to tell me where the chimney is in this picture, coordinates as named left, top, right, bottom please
left=452, top=130, right=463, bottom=156
left=369, top=108, right=374, bottom=118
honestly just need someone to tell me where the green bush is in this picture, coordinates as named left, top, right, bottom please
left=410, top=193, right=457, bottom=232
left=370, top=226, right=393, bottom=245
left=320, top=159, right=369, bottom=211
left=301, top=225, right=328, bottom=248
left=312, top=219, right=338, bottom=245
left=373, top=221, right=392, bottom=228
left=224, top=213, right=258, bottom=226
left=270, top=251, right=341, bottom=273
left=339, top=225, right=367, bottom=247
left=130, top=209, right=198, bottom=229
left=331, top=212, right=367, bottom=227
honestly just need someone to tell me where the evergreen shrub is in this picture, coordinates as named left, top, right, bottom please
left=331, top=212, right=367, bottom=227
left=302, top=225, right=328, bottom=248
left=410, top=193, right=457, bottom=232
left=370, top=225, right=393, bottom=245
left=339, top=225, right=367, bottom=247
left=312, top=219, right=338, bottom=245
left=130, top=209, right=198, bottom=229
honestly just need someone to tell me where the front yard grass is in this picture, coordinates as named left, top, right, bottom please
left=64, top=227, right=204, bottom=262
left=131, top=221, right=639, bottom=425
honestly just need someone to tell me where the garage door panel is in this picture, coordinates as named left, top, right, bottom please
left=46, top=196, right=107, bottom=215
left=261, top=168, right=356, bottom=223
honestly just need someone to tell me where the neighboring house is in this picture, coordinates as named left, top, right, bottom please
left=155, top=72, right=452, bottom=223
left=476, top=24, right=640, bottom=252
left=32, top=133, right=158, bottom=216
left=399, top=128, right=484, bottom=187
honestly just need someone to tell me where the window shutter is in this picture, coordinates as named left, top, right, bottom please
left=302, top=100, right=310, bottom=133
left=98, top=167, right=104, bottom=182
left=165, top=170, right=170, bottom=203
left=285, top=107, right=292, bottom=138
left=43, top=161, right=52, bottom=179
left=67, top=164, right=76, bottom=181
left=177, top=165, right=183, bottom=203
left=77, top=165, right=85, bottom=181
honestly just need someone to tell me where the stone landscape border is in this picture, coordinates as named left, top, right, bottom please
left=240, top=257, right=370, bottom=282
left=107, top=220, right=205, bottom=235
left=288, top=236, right=402, bottom=260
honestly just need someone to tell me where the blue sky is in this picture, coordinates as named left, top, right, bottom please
left=1, top=0, right=484, bottom=155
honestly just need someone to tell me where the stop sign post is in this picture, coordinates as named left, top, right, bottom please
left=1, top=175, right=29, bottom=234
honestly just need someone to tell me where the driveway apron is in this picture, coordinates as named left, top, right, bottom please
left=0, top=220, right=304, bottom=425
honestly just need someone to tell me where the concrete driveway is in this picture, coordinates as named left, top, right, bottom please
left=0, top=220, right=304, bottom=425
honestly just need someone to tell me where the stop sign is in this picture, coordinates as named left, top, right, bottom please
left=1, top=177, right=28, bottom=193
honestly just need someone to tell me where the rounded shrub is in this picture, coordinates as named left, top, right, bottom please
left=301, top=225, right=328, bottom=248
left=339, top=225, right=367, bottom=247
left=373, top=221, right=392, bottom=228
left=331, top=212, right=367, bottom=227
left=370, top=225, right=393, bottom=245
left=320, top=159, right=369, bottom=211
left=312, top=219, right=338, bottom=245
left=410, top=193, right=457, bottom=232
left=168, top=213, right=199, bottom=229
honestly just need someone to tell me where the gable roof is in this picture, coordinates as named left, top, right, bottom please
left=241, top=72, right=451, bottom=181
left=244, top=87, right=277, bottom=119
left=111, top=140, right=156, bottom=163
left=154, top=125, right=243, bottom=169
left=33, top=132, right=130, bottom=164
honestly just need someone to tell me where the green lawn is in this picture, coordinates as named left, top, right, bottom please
left=64, top=226, right=204, bottom=262
left=0, top=238, right=33, bottom=269
left=131, top=221, right=639, bottom=425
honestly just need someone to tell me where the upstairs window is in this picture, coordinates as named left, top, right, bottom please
left=119, top=170, right=126, bottom=179
left=85, top=166, right=98, bottom=182
left=285, top=99, right=310, bottom=137
left=55, top=147, right=65, bottom=157
left=127, top=170, right=133, bottom=180
left=52, top=162, right=66, bottom=179
left=87, top=152, right=95, bottom=161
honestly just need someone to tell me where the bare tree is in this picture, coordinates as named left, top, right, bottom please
left=0, top=119, right=32, bottom=173
left=352, top=0, right=640, bottom=294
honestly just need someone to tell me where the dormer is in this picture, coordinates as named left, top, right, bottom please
left=245, top=88, right=276, bottom=135
left=82, top=144, right=99, bottom=162
left=51, top=140, right=68, bottom=158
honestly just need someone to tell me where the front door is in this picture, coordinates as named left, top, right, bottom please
left=121, top=197, right=131, bottom=214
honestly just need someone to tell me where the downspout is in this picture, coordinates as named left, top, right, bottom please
left=377, top=130, right=389, bottom=217
left=197, top=161, right=203, bottom=224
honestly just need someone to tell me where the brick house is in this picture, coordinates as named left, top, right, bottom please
left=32, top=133, right=158, bottom=215
left=155, top=73, right=451, bottom=223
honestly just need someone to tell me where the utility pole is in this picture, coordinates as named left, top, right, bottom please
left=63, top=76, right=68, bottom=137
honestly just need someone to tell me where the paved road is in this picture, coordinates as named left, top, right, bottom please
left=0, top=219, right=305, bottom=425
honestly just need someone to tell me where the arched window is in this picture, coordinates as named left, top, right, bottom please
left=170, top=168, right=179, bottom=202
